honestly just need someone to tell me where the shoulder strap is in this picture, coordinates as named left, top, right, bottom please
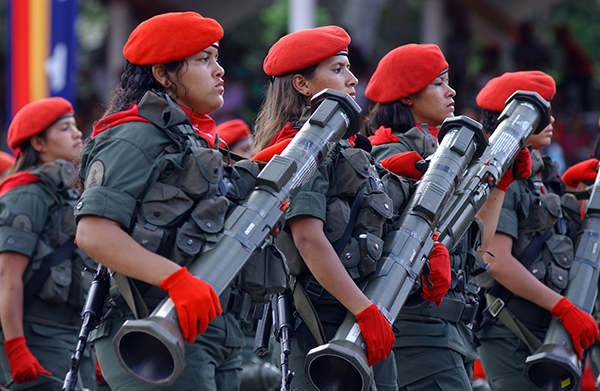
left=517, top=226, right=553, bottom=269
left=111, top=272, right=149, bottom=319
left=289, top=276, right=326, bottom=345
left=331, top=187, right=365, bottom=254
left=484, top=293, right=542, bottom=354
left=23, top=237, right=77, bottom=307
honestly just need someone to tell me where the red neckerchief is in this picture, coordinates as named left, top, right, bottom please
left=181, top=106, right=217, bottom=148
left=92, top=104, right=151, bottom=138
left=0, top=172, right=39, bottom=197
left=267, top=122, right=357, bottom=148
left=92, top=104, right=217, bottom=148
left=369, top=126, right=400, bottom=146
left=266, top=123, right=298, bottom=148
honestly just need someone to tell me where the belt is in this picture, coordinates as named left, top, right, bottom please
left=402, top=297, right=478, bottom=324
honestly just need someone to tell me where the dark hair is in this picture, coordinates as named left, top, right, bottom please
left=5, top=130, right=48, bottom=176
left=103, top=60, right=187, bottom=117
left=364, top=100, right=414, bottom=136
left=253, top=64, right=319, bottom=153
left=481, top=109, right=501, bottom=136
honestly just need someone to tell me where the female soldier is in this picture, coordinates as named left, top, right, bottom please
left=0, top=97, right=94, bottom=390
left=253, top=27, right=451, bottom=391
left=216, top=119, right=254, bottom=159
left=475, top=71, right=599, bottom=390
left=363, top=44, right=533, bottom=390
left=74, top=12, right=254, bottom=391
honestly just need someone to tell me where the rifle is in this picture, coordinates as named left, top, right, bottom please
left=62, top=264, right=109, bottom=391
left=272, top=292, right=295, bottom=391
left=304, top=91, right=551, bottom=391
left=111, top=89, right=363, bottom=386
left=523, top=167, right=600, bottom=391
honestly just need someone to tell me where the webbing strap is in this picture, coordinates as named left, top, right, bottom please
left=485, top=293, right=542, bottom=354
left=111, top=272, right=149, bottom=319
left=289, top=276, right=326, bottom=345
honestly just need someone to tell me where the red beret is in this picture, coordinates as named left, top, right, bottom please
left=123, top=12, right=224, bottom=65
left=216, top=119, right=252, bottom=148
left=476, top=71, right=556, bottom=112
left=263, top=26, right=350, bottom=76
left=365, top=44, right=449, bottom=103
left=8, top=97, right=74, bottom=151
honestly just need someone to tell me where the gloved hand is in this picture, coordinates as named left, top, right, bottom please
left=355, top=303, right=395, bottom=366
left=551, top=297, right=600, bottom=360
left=497, top=147, right=532, bottom=192
left=562, top=158, right=599, bottom=188
left=160, top=267, right=222, bottom=343
left=353, top=134, right=372, bottom=153
left=421, top=242, right=451, bottom=306
left=3, top=336, right=51, bottom=384
left=379, top=151, right=426, bottom=180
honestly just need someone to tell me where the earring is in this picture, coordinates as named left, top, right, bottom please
left=39, top=147, right=44, bottom=152
left=165, top=80, right=170, bottom=86
left=306, top=90, right=311, bottom=96
left=407, top=101, right=413, bottom=107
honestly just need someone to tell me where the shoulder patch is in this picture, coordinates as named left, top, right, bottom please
left=86, top=160, right=105, bottom=189
left=12, top=214, right=32, bottom=231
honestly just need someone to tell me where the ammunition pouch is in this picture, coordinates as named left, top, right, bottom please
left=283, top=147, right=394, bottom=282
left=21, top=161, right=95, bottom=322
left=239, top=241, right=289, bottom=303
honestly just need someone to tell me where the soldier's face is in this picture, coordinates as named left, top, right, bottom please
left=408, top=72, right=456, bottom=127
left=34, top=117, right=83, bottom=164
left=306, top=55, right=358, bottom=99
left=529, top=113, right=555, bottom=150
left=170, top=46, right=225, bottom=115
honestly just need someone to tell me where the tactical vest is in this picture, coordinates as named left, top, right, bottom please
left=484, top=151, right=580, bottom=327
left=279, top=141, right=413, bottom=283
left=119, top=91, right=267, bottom=311
left=22, top=160, right=96, bottom=328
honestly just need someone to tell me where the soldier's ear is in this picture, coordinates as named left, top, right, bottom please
left=292, top=74, right=310, bottom=96
left=152, top=65, right=169, bottom=89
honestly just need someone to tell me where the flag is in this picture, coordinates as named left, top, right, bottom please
left=6, top=0, right=78, bottom=121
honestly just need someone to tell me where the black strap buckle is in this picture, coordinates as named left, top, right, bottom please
left=304, top=278, right=324, bottom=302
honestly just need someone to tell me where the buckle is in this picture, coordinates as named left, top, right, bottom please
left=304, top=279, right=324, bottom=299
left=488, top=297, right=505, bottom=318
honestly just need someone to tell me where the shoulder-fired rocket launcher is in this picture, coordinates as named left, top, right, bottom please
left=111, top=89, right=362, bottom=387
left=304, top=91, right=551, bottom=391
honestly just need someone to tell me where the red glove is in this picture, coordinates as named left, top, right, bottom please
left=562, top=158, right=599, bottom=188
left=379, top=151, right=425, bottom=180
left=3, top=336, right=51, bottom=384
left=497, top=148, right=532, bottom=192
left=551, top=297, right=600, bottom=360
left=355, top=303, right=395, bottom=366
left=421, top=242, right=451, bottom=306
left=160, top=267, right=222, bottom=343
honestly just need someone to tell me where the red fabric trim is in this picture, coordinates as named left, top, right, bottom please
left=0, top=172, right=39, bottom=197
left=92, top=105, right=151, bottom=138
left=368, top=126, right=400, bottom=146
left=181, top=106, right=217, bottom=148
left=267, top=123, right=297, bottom=148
